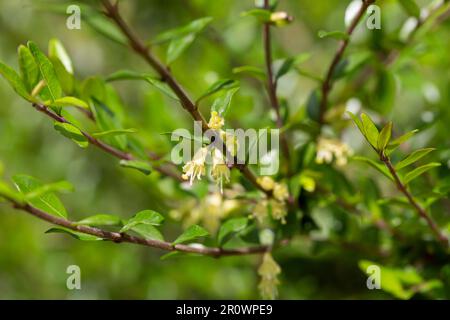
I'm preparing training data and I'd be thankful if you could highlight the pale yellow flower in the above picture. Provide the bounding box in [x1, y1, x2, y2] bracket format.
[257, 176, 275, 191]
[316, 137, 353, 167]
[252, 200, 268, 224]
[258, 252, 281, 300]
[208, 111, 225, 130]
[273, 183, 289, 202]
[172, 192, 240, 234]
[182, 147, 208, 185]
[270, 199, 287, 224]
[270, 11, 293, 26]
[220, 130, 239, 156]
[211, 149, 231, 193]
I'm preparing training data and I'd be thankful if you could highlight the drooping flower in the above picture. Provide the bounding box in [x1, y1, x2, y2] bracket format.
[253, 200, 269, 224]
[220, 130, 239, 157]
[258, 252, 281, 300]
[182, 147, 208, 185]
[208, 111, 225, 130]
[270, 199, 287, 224]
[316, 137, 353, 167]
[211, 148, 230, 193]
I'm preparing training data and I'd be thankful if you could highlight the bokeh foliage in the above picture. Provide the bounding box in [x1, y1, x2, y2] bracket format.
[0, 0, 449, 299]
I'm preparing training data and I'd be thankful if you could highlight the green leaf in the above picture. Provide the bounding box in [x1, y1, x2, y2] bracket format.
[0, 61, 32, 100]
[130, 224, 164, 241]
[359, 260, 421, 300]
[92, 128, 137, 138]
[105, 70, 179, 100]
[172, 224, 209, 245]
[361, 113, 379, 149]
[48, 39, 75, 95]
[161, 131, 209, 145]
[241, 9, 271, 22]
[81, 76, 106, 101]
[372, 70, 396, 114]
[197, 79, 239, 103]
[353, 156, 393, 181]
[24, 180, 74, 201]
[396, 148, 435, 171]
[153, 17, 213, 44]
[331, 58, 349, 80]
[50, 58, 75, 95]
[28, 41, 62, 101]
[211, 87, 239, 116]
[347, 111, 365, 136]
[13, 175, 67, 218]
[119, 160, 152, 175]
[85, 13, 127, 45]
[48, 38, 73, 74]
[217, 217, 248, 246]
[45, 227, 103, 241]
[54, 122, 89, 148]
[76, 214, 122, 227]
[399, 0, 421, 18]
[167, 34, 196, 64]
[145, 77, 180, 100]
[120, 210, 164, 233]
[0, 181, 25, 204]
[276, 58, 295, 81]
[318, 30, 349, 40]
[275, 54, 310, 81]
[160, 251, 186, 260]
[386, 129, 419, 154]
[46, 97, 90, 110]
[306, 90, 321, 122]
[404, 163, 441, 184]
[17, 45, 39, 92]
[90, 96, 127, 150]
[106, 69, 148, 82]
[232, 66, 266, 80]
[377, 122, 392, 152]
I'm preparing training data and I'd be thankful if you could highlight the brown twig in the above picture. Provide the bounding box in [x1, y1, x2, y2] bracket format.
[318, 0, 375, 126]
[7, 200, 269, 257]
[262, 0, 291, 168]
[32, 103, 183, 181]
[101, 0, 208, 131]
[380, 154, 448, 248]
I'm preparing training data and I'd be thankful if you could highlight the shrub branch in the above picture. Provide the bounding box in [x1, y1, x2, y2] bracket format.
[262, 0, 291, 168]
[380, 153, 448, 248]
[318, 0, 375, 126]
[6, 200, 270, 257]
[31, 103, 182, 181]
[101, 0, 279, 197]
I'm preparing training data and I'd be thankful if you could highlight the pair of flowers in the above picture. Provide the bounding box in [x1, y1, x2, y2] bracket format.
[181, 111, 231, 192]
[181, 146, 231, 193]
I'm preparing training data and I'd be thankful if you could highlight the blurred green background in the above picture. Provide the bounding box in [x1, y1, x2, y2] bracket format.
[0, 0, 449, 299]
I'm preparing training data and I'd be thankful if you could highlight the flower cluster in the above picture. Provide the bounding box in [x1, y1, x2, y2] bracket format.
[170, 192, 240, 234]
[182, 112, 232, 193]
[258, 252, 281, 300]
[316, 137, 353, 166]
[253, 176, 289, 224]
[208, 111, 225, 130]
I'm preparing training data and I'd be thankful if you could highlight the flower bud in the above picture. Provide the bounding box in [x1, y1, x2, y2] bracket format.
[270, 11, 293, 26]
